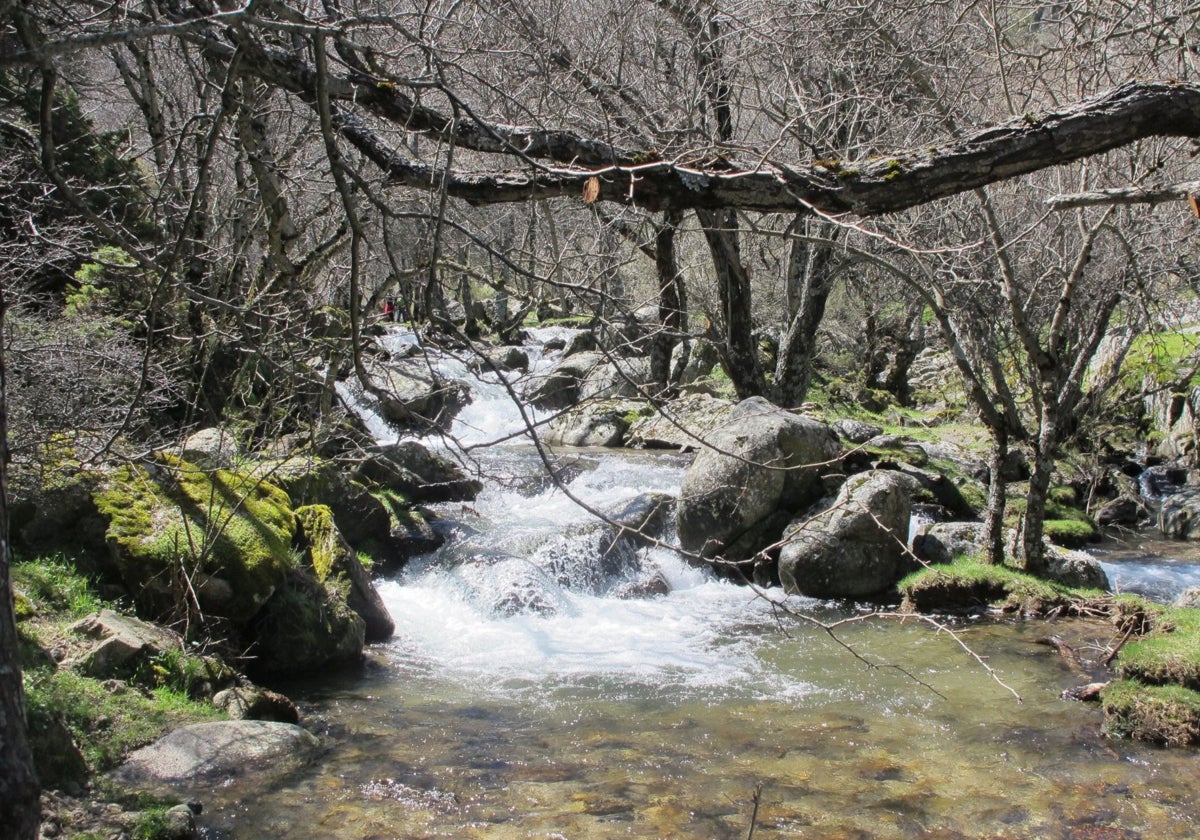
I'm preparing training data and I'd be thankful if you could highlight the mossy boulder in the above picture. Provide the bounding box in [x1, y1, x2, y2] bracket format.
[92, 454, 297, 624]
[295, 505, 394, 642]
[355, 441, 482, 504]
[248, 568, 365, 675]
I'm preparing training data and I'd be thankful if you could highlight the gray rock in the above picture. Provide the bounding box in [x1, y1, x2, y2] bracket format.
[626, 394, 734, 450]
[563, 331, 598, 357]
[524, 351, 605, 410]
[779, 470, 922, 599]
[833, 419, 883, 444]
[1173, 586, 1200, 608]
[360, 358, 468, 429]
[676, 397, 842, 562]
[212, 686, 300, 723]
[356, 441, 482, 504]
[1160, 488, 1200, 540]
[469, 345, 529, 373]
[111, 721, 319, 791]
[1044, 546, 1110, 590]
[578, 357, 653, 402]
[1095, 496, 1146, 528]
[670, 338, 720, 386]
[912, 521, 986, 566]
[544, 400, 644, 447]
[178, 427, 241, 470]
[69, 610, 183, 679]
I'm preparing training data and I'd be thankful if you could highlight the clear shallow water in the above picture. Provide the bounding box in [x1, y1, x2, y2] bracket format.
[1096, 535, 1200, 603]
[202, 333, 1200, 838]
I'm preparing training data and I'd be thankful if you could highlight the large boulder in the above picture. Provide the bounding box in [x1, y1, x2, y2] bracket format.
[1160, 488, 1200, 540]
[1044, 546, 1110, 590]
[544, 400, 649, 448]
[676, 397, 842, 564]
[779, 470, 922, 599]
[578, 357, 653, 402]
[111, 720, 319, 792]
[269, 454, 445, 568]
[358, 357, 468, 429]
[177, 427, 241, 470]
[93, 454, 297, 624]
[295, 505, 394, 642]
[356, 441, 482, 504]
[523, 351, 604, 410]
[670, 338, 720, 386]
[912, 521, 986, 566]
[468, 344, 530, 374]
[627, 394, 734, 451]
[249, 567, 365, 675]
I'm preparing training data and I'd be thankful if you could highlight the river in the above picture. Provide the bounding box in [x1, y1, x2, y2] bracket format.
[200, 328, 1200, 839]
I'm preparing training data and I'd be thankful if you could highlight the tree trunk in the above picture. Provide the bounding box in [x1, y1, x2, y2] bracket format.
[772, 219, 838, 407]
[1022, 418, 1058, 575]
[982, 425, 1009, 565]
[698, 209, 763, 399]
[0, 285, 41, 839]
[649, 211, 683, 398]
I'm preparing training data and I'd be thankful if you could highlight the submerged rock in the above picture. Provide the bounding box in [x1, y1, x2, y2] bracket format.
[111, 721, 319, 791]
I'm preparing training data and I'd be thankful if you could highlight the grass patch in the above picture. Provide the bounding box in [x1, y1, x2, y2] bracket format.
[1117, 605, 1200, 690]
[12, 554, 105, 618]
[1119, 329, 1200, 391]
[898, 555, 1105, 614]
[22, 658, 223, 780]
[1101, 679, 1200, 746]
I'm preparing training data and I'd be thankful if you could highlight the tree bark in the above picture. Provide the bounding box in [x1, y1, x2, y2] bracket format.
[772, 220, 839, 408]
[982, 425, 1008, 565]
[649, 211, 683, 397]
[697, 209, 764, 399]
[0, 283, 41, 840]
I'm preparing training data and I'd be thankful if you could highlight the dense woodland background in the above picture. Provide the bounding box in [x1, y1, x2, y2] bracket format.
[5, 0, 1200, 833]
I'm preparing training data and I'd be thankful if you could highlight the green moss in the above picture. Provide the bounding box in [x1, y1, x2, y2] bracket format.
[1043, 518, 1098, 547]
[898, 555, 1103, 614]
[1117, 606, 1200, 690]
[92, 454, 297, 623]
[1120, 329, 1200, 390]
[1101, 679, 1200, 746]
[295, 504, 339, 582]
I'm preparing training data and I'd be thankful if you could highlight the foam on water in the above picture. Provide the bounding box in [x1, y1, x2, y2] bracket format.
[377, 551, 813, 701]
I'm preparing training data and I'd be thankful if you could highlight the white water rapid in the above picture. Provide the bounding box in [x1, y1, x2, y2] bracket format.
[359, 327, 818, 702]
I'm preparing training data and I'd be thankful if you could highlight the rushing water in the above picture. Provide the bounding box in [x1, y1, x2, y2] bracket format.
[201, 330, 1200, 838]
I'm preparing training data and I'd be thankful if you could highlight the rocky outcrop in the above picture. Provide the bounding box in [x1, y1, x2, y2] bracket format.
[779, 470, 922, 598]
[676, 397, 841, 565]
[111, 721, 319, 792]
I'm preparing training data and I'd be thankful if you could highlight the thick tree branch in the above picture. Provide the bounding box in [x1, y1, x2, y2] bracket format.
[1046, 180, 1200, 210]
